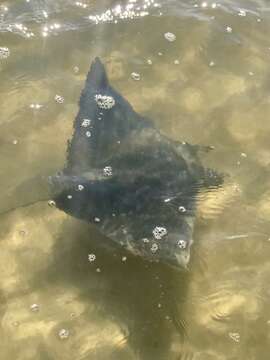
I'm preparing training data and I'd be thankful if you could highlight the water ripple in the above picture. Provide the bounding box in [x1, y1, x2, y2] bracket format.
[0, 0, 161, 38]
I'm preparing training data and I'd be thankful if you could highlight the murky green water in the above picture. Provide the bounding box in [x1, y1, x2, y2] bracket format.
[1, 0, 270, 359]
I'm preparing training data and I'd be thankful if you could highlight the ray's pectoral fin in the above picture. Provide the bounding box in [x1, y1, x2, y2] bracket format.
[65, 57, 152, 174]
[173, 141, 224, 189]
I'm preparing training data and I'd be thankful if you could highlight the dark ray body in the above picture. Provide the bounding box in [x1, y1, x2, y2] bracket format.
[50, 58, 222, 269]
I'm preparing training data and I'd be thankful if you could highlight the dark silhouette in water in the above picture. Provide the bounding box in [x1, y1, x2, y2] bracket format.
[0, 57, 223, 359]
[39, 219, 191, 359]
[49, 57, 222, 270]
[0, 57, 222, 270]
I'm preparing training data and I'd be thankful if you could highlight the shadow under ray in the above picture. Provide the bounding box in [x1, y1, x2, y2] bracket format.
[32, 216, 191, 359]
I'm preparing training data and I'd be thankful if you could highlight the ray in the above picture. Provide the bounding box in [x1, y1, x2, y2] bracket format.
[0, 57, 223, 270]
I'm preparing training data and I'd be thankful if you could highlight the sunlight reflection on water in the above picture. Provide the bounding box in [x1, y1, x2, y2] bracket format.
[1, 0, 270, 359]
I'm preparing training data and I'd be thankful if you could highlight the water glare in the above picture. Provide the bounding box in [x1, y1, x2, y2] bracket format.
[1, 0, 270, 359]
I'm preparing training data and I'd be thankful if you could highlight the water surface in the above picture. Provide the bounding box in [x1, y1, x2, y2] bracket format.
[1, 1, 270, 359]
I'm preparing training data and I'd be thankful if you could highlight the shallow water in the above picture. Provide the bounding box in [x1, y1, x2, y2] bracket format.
[1, 0, 270, 359]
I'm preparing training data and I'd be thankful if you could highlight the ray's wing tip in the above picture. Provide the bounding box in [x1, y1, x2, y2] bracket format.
[94, 56, 102, 63]
[92, 56, 103, 67]
[87, 57, 109, 89]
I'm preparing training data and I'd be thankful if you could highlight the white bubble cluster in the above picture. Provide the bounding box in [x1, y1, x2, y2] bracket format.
[0, 47, 10, 59]
[86, 131, 91, 138]
[55, 95, 64, 103]
[30, 303, 39, 312]
[95, 94, 115, 109]
[238, 9, 246, 17]
[151, 243, 159, 253]
[226, 26, 232, 33]
[153, 226, 167, 240]
[103, 166, 113, 176]
[164, 32, 176, 42]
[58, 329, 69, 340]
[81, 118, 91, 127]
[229, 332, 240, 343]
[88, 253, 96, 262]
[131, 72, 141, 81]
[177, 239, 187, 249]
